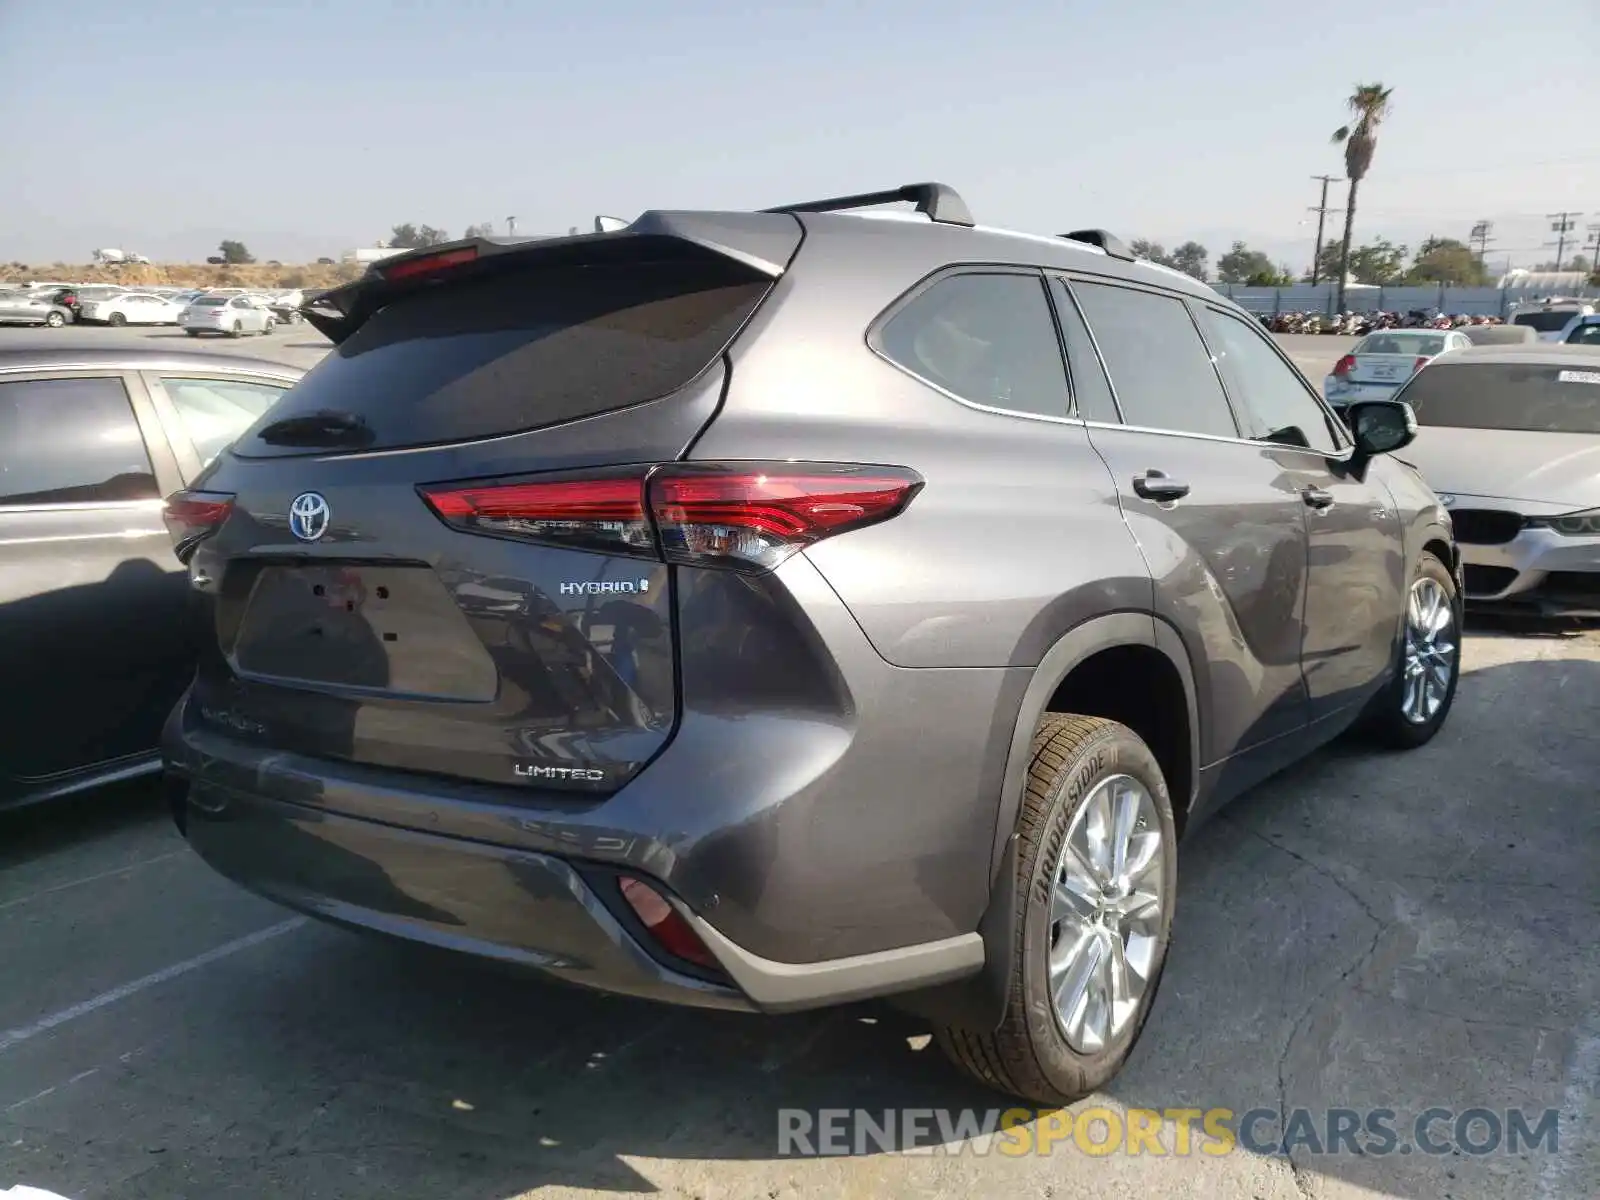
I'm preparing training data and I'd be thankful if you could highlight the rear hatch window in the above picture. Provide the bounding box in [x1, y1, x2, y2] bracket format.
[1512, 311, 1579, 333]
[234, 257, 771, 457]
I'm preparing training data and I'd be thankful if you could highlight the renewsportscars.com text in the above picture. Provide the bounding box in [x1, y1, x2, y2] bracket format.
[777, 1106, 1561, 1158]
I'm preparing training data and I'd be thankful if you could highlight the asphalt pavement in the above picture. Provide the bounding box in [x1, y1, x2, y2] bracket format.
[2, 326, 1595, 1199]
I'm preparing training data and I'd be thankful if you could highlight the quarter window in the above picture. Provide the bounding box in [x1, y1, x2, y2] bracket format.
[879, 273, 1070, 419]
[0, 377, 157, 506]
[1071, 282, 1238, 438]
[1199, 308, 1341, 453]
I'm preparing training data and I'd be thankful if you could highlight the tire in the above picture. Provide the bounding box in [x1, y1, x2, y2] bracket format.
[108, 312, 126, 327]
[260, 319, 275, 336]
[44, 311, 65, 328]
[938, 714, 1178, 1105]
[228, 321, 243, 338]
[1357, 551, 1460, 748]
[184, 329, 201, 337]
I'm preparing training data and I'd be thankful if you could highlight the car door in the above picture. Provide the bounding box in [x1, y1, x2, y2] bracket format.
[1053, 275, 1312, 764]
[141, 371, 296, 477]
[0, 373, 189, 785]
[1193, 303, 1405, 722]
[228, 296, 260, 331]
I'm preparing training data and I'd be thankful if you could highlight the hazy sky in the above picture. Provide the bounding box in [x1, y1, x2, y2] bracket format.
[2, 0, 1596, 270]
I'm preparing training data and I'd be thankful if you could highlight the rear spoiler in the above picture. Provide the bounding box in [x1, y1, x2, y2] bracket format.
[300, 211, 804, 347]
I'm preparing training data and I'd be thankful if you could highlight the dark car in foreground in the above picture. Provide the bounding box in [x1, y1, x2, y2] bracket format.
[1386, 344, 1600, 617]
[0, 347, 302, 810]
[161, 184, 1459, 1104]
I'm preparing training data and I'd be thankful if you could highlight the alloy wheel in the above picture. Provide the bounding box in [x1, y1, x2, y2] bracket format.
[1401, 576, 1456, 724]
[1047, 774, 1167, 1054]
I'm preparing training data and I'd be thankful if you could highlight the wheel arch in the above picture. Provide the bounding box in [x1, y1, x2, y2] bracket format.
[892, 611, 1199, 1035]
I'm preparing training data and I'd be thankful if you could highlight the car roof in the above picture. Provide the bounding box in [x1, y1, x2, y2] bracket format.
[1432, 344, 1600, 367]
[0, 346, 305, 377]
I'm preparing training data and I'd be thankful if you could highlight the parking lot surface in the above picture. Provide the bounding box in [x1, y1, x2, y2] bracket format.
[4, 622, 1595, 1199]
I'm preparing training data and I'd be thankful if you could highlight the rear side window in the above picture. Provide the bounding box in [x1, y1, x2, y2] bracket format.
[1071, 282, 1239, 439]
[878, 273, 1069, 419]
[0, 377, 157, 506]
[157, 376, 291, 466]
[1400, 362, 1600, 434]
[238, 259, 770, 454]
[1569, 324, 1600, 346]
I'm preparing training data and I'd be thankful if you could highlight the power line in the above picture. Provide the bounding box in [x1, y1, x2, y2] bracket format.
[1307, 175, 1345, 284]
[1544, 211, 1583, 270]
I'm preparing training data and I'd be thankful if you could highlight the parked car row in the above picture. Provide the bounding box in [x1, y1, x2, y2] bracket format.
[0, 281, 309, 334]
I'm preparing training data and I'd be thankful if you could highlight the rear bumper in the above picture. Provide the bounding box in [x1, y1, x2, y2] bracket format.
[164, 743, 982, 1013]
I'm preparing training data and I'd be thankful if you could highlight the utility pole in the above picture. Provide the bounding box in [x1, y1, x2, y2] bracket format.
[1307, 175, 1345, 285]
[506, 216, 518, 237]
[1544, 211, 1581, 271]
[1469, 220, 1495, 264]
[1585, 223, 1600, 275]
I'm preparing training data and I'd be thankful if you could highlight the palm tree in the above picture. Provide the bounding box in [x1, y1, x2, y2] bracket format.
[1331, 83, 1394, 310]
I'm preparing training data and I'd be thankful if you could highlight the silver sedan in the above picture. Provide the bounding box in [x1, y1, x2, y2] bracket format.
[0, 291, 73, 327]
[178, 295, 276, 338]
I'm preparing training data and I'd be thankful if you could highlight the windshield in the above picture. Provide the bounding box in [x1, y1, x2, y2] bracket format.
[1356, 333, 1446, 356]
[1512, 311, 1580, 333]
[1399, 361, 1600, 434]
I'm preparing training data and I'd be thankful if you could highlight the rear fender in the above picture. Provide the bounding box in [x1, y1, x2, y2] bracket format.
[892, 612, 1199, 1033]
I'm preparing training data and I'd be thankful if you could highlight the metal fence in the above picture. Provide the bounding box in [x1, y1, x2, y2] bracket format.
[1209, 282, 1598, 317]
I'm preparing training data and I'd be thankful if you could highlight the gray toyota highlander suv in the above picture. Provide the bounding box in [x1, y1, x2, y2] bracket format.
[161, 183, 1460, 1104]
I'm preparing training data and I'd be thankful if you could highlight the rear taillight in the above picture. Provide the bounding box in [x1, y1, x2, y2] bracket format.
[651, 464, 922, 571]
[419, 463, 923, 572]
[617, 876, 719, 970]
[420, 475, 653, 556]
[1333, 354, 1357, 377]
[163, 490, 235, 562]
[382, 245, 479, 283]
[1413, 356, 1429, 374]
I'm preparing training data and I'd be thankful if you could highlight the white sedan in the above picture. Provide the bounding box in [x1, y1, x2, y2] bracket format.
[179, 294, 276, 337]
[1323, 328, 1474, 408]
[76, 291, 186, 326]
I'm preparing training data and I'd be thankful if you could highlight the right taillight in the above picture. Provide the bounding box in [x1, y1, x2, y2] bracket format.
[419, 462, 923, 572]
[649, 463, 923, 571]
[162, 490, 234, 562]
[1333, 354, 1357, 377]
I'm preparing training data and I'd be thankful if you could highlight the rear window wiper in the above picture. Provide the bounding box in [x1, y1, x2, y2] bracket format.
[256, 410, 375, 448]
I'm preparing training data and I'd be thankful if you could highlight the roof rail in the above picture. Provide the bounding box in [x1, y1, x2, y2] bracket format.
[1060, 229, 1135, 262]
[762, 182, 975, 227]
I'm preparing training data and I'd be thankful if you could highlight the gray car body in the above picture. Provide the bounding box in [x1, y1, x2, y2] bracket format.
[162, 206, 1455, 1027]
[0, 291, 73, 326]
[0, 348, 303, 810]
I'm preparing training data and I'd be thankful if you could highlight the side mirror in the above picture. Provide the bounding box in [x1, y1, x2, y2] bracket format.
[1346, 399, 1417, 459]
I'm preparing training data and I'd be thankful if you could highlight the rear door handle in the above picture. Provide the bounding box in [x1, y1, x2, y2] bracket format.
[1132, 471, 1190, 502]
[1302, 486, 1336, 510]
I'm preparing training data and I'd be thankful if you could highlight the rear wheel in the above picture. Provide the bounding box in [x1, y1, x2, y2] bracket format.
[229, 321, 243, 338]
[44, 311, 65, 328]
[108, 312, 127, 327]
[1359, 551, 1460, 748]
[184, 329, 201, 337]
[938, 714, 1177, 1105]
